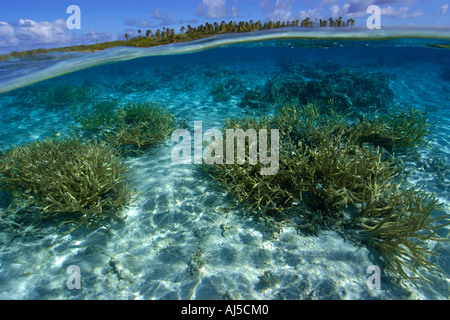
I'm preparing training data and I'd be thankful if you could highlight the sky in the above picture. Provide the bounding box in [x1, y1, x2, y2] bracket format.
[0, 0, 449, 54]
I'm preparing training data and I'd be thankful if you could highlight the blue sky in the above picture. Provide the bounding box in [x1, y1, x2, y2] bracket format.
[0, 0, 449, 54]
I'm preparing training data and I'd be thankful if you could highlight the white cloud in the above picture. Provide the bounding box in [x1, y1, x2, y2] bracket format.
[197, 0, 228, 18]
[152, 8, 163, 19]
[16, 19, 68, 45]
[138, 20, 150, 28]
[437, 3, 449, 15]
[321, 0, 338, 4]
[260, 0, 294, 21]
[124, 18, 137, 26]
[150, 8, 175, 26]
[330, 4, 341, 17]
[0, 19, 113, 54]
[231, 5, 238, 17]
[298, 8, 323, 20]
[327, 0, 423, 19]
[381, 5, 423, 19]
[0, 22, 16, 47]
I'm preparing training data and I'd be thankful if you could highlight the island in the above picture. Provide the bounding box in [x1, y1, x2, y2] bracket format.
[0, 17, 356, 60]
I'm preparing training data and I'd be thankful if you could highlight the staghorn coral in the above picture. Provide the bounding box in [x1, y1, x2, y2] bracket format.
[71, 98, 121, 132]
[43, 84, 95, 109]
[107, 102, 176, 152]
[204, 103, 449, 285]
[0, 136, 133, 229]
[352, 186, 448, 284]
[73, 100, 177, 154]
[347, 106, 434, 152]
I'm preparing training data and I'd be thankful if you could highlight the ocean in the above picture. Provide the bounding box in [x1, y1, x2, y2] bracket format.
[0, 28, 449, 300]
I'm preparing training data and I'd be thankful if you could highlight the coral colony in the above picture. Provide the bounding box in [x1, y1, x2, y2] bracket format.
[171, 121, 279, 175]
[203, 103, 448, 285]
[1, 59, 449, 287]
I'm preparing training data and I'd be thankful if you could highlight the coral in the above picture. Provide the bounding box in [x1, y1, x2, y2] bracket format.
[348, 107, 434, 152]
[213, 91, 232, 102]
[211, 83, 232, 102]
[244, 65, 394, 113]
[43, 84, 95, 108]
[114, 77, 158, 94]
[210, 77, 247, 103]
[71, 98, 121, 132]
[352, 186, 448, 284]
[204, 103, 449, 285]
[223, 77, 247, 95]
[107, 102, 176, 151]
[0, 136, 133, 229]
[73, 100, 176, 154]
[240, 86, 270, 109]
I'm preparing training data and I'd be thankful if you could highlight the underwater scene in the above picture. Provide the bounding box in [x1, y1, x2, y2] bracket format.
[0, 29, 449, 300]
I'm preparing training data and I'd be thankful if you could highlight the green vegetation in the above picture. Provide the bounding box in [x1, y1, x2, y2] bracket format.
[204, 103, 449, 285]
[73, 100, 177, 154]
[0, 99, 177, 233]
[0, 136, 133, 230]
[0, 17, 356, 60]
[43, 84, 95, 109]
[348, 107, 435, 152]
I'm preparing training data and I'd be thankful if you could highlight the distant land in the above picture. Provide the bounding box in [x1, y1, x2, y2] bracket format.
[0, 17, 357, 60]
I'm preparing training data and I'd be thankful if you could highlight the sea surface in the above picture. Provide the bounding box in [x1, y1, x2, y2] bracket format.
[0, 27, 449, 300]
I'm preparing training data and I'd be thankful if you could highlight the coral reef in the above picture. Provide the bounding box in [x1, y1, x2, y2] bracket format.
[73, 100, 177, 154]
[43, 84, 95, 109]
[113, 77, 158, 94]
[211, 83, 232, 102]
[347, 107, 434, 152]
[72, 98, 121, 132]
[204, 103, 449, 285]
[0, 136, 133, 229]
[210, 77, 246, 102]
[239, 86, 270, 110]
[241, 65, 394, 113]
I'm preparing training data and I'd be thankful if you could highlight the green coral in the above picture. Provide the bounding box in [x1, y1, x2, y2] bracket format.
[72, 98, 121, 132]
[73, 100, 177, 153]
[0, 136, 133, 229]
[348, 107, 434, 152]
[204, 103, 449, 285]
[43, 84, 95, 109]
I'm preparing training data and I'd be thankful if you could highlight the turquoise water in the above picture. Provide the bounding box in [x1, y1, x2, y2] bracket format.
[0, 28, 449, 300]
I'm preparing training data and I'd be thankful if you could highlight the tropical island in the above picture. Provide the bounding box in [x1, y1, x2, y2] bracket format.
[0, 17, 356, 60]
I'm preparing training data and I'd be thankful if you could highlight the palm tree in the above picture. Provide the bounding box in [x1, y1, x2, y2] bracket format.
[301, 18, 310, 27]
[146, 30, 152, 38]
[125, 33, 129, 40]
[328, 17, 334, 27]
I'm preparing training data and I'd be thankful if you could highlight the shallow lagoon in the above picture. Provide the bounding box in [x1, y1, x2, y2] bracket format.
[0, 28, 449, 299]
